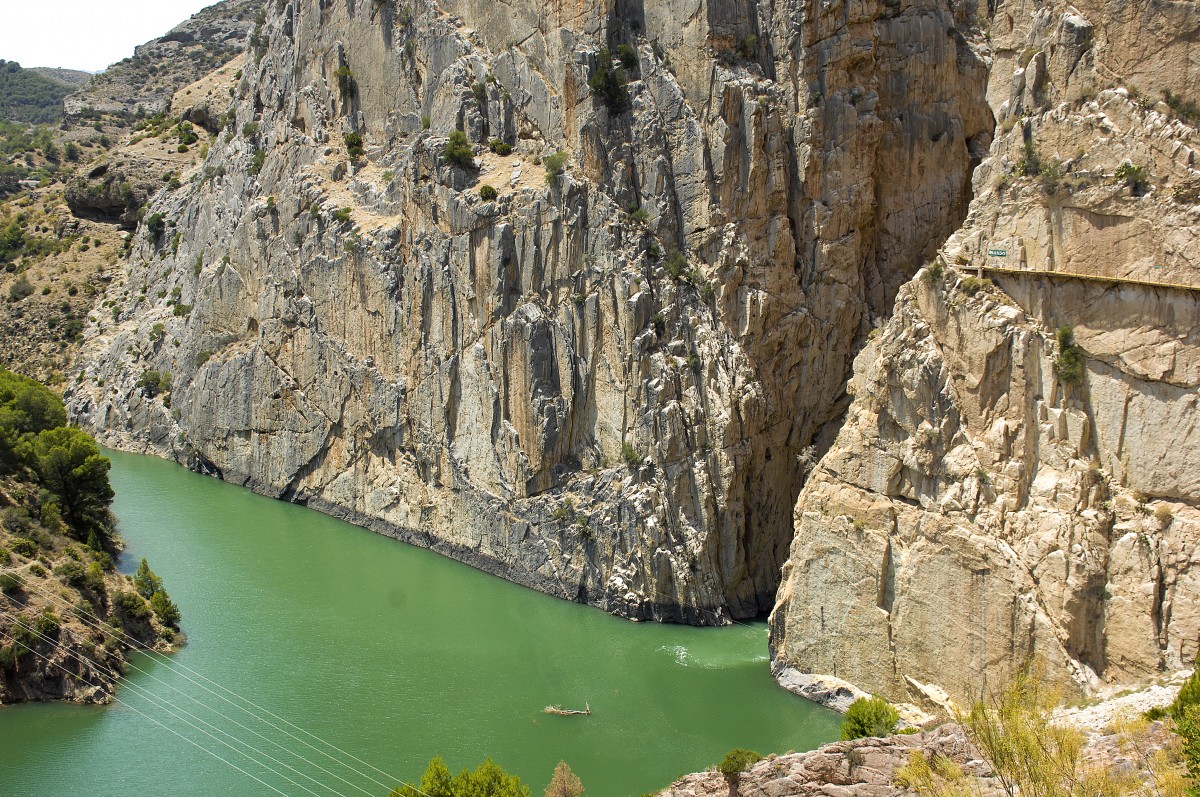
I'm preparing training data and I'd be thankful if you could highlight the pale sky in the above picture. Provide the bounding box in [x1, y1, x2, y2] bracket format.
[0, 0, 221, 72]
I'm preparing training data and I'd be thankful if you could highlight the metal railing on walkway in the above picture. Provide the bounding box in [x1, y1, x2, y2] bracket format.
[973, 263, 1200, 294]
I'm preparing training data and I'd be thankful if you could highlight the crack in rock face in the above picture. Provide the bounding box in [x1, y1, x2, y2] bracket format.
[770, 0, 1200, 703]
[67, 0, 991, 624]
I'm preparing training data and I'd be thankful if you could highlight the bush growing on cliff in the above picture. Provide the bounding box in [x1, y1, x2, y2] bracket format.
[906, 662, 1161, 797]
[736, 35, 759, 60]
[1055, 326, 1083, 384]
[900, 661, 1193, 797]
[663, 249, 687, 279]
[621, 441, 642, 467]
[588, 48, 630, 114]
[1115, 162, 1150, 196]
[8, 536, 36, 557]
[443, 130, 475, 170]
[0, 643, 18, 671]
[344, 132, 365, 160]
[136, 369, 172, 398]
[1165, 659, 1200, 794]
[1172, 660, 1200, 717]
[8, 277, 33, 302]
[54, 559, 86, 586]
[841, 696, 899, 740]
[1163, 89, 1200, 125]
[718, 748, 763, 788]
[335, 65, 356, 98]
[959, 276, 992, 296]
[249, 150, 266, 176]
[1018, 139, 1041, 177]
[112, 590, 150, 621]
[1039, 158, 1065, 195]
[0, 572, 20, 595]
[543, 151, 568, 183]
[615, 44, 639, 71]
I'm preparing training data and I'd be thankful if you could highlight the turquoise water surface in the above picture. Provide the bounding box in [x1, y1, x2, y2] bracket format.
[0, 449, 838, 797]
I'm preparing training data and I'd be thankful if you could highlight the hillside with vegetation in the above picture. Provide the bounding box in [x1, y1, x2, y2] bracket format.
[0, 369, 179, 704]
[0, 60, 81, 125]
[63, 0, 256, 121]
[0, 35, 235, 382]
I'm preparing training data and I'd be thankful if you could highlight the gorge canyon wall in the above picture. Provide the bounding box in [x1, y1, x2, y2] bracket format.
[770, 0, 1200, 704]
[63, 0, 1200, 708]
[67, 0, 992, 623]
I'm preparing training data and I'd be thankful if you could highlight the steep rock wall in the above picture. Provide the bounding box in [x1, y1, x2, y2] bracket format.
[66, 0, 990, 622]
[771, 0, 1200, 702]
[772, 270, 1200, 703]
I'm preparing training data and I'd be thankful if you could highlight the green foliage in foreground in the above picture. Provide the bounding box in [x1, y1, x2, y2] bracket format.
[718, 749, 763, 785]
[26, 426, 114, 542]
[0, 370, 67, 441]
[391, 757, 530, 797]
[1171, 660, 1200, 794]
[544, 761, 583, 797]
[841, 696, 899, 740]
[901, 662, 1197, 797]
[0, 369, 115, 547]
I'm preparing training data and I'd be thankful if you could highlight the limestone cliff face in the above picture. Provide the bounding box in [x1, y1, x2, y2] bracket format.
[771, 0, 1200, 702]
[66, 0, 990, 622]
[771, 270, 1200, 703]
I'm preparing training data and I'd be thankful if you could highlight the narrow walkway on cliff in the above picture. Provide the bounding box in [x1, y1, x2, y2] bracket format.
[975, 263, 1200, 293]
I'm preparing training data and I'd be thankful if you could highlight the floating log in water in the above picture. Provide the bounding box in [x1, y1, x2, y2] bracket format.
[543, 702, 591, 716]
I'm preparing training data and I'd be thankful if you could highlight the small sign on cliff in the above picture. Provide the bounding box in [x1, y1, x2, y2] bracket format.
[987, 248, 1007, 257]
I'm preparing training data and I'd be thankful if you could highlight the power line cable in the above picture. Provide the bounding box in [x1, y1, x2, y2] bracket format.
[0, 628, 296, 797]
[4, 579, 385, 797]
[4, 567, 424, 797]
[3, 613, 336, 797]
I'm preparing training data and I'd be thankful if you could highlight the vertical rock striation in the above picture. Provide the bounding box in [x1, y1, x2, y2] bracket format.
[67, 0, 991, 622]
[771, 0, 1200, 702]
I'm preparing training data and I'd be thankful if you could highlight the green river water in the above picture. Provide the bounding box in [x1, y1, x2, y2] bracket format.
[0, 449, 839, 797]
